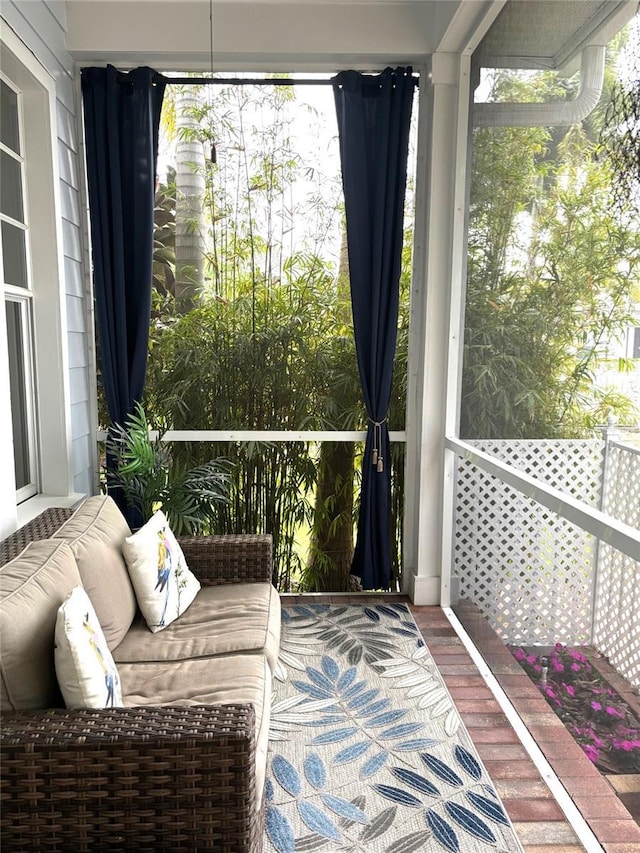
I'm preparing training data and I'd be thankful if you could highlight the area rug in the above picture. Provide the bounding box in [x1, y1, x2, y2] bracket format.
[264, 603, 525, 853]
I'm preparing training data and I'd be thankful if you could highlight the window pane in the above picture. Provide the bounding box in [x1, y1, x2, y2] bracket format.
[1, 220, 28, 287]
[1, 80, 20, 155]
[1, 150, 24, 222]
[6, 300, 31, 490]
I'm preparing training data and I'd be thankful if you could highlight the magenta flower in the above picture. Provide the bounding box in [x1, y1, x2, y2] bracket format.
[510, 643, 640, 774]
[605, 706, 624, 719]
[582, 744, 599, 763]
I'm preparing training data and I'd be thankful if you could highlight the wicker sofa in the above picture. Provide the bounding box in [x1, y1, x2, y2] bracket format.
[0, 496, 280, 852]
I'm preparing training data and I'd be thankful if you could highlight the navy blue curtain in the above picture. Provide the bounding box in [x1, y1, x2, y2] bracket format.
[81, 66, 165, 521]
[81, 65, 165, 428]
[333, 67, 414, 590]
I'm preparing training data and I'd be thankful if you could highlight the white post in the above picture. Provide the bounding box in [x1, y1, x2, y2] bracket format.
[403, 53, 465, 605]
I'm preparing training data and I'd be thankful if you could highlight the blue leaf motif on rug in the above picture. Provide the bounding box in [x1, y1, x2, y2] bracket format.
[466, 790, 510, 826]
[266, 805, 295, 853]
[265, 605, 525, 852]
[427, 808, 461, 853]
[444, 801, 497, 844]
[304, 752, 326, 790]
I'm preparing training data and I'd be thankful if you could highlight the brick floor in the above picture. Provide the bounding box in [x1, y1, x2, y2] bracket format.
[280, 594, 640, 851]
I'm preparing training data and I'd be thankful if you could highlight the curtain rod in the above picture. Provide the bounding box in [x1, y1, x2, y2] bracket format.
[148, 74, 419, 88]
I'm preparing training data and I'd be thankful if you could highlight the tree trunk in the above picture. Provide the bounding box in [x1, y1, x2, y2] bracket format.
[308, 441, 355, 591]
[174, 86, 205, 309]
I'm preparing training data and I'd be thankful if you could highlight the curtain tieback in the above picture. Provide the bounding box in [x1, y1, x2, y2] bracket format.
[370, 418, 387, 473]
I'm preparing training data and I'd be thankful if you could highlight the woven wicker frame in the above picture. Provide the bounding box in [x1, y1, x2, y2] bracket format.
[0, 507, 274, 852]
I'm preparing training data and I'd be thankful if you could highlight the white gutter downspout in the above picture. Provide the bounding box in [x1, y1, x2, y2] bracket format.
[473, 43, 606, 126]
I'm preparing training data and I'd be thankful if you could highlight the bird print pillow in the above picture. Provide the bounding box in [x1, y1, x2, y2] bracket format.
[55, 586, 124, 708]
[122, 510, 201, 632]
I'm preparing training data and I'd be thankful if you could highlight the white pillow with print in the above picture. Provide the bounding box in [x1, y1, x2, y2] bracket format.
[55, 586, 124, 709]
[122, 510, 201, 632]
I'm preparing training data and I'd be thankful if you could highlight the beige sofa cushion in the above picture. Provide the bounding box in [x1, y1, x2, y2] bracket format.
[113, 582, 281, 672]
[54, 495, 137, 650]
[119, 653, 272, 803]
[0, 540, 82, 711]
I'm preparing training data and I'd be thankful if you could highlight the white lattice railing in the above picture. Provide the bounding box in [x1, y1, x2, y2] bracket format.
[594, 441, 640, 689]
[452, 434, 640, 689]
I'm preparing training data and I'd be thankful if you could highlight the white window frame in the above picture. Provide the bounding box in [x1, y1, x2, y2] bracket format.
[1, 73, 40, 503]
[0, 25, 77, 538]
[4, 294, 39, 502]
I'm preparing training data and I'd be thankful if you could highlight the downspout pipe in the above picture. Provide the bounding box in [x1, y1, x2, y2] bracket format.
[473, 43, 606, 127]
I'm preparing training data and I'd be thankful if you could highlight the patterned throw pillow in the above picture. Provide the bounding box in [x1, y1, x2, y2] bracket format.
[55, 586, 124, 709]
[122, 510, 201, 632]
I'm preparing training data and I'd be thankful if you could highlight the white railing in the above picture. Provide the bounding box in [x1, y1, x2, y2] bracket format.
[594, 439, 640, 689]
[447, 431, 640, 689]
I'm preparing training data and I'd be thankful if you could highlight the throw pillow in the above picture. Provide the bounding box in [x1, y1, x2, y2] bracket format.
[122, 510, 201, 632]
[55, 586, 124, 709]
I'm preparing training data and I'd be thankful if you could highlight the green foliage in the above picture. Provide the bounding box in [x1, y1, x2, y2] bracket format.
[105, 403, 231, 535]
[144, 261, 363, 588]
[139, 79, 413, 590]
[152, 176, 177, 300]
[462, 69, 640, 439]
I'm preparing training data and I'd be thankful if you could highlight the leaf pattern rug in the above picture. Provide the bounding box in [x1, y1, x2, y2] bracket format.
[264, 603, 525, 853]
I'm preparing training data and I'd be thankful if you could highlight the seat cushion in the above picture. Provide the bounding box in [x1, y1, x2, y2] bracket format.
[54, 495, 137, 650]
[113, 582, 281, 672]
[119, 653, 272, 803]
[0, 540, 82, 711]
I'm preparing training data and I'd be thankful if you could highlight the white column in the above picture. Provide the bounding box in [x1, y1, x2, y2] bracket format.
[403, 53, 469, 604]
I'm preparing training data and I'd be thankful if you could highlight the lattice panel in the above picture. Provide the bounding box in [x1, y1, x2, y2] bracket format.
[454, 440, 604, 646]
[594, 442, 640, 690]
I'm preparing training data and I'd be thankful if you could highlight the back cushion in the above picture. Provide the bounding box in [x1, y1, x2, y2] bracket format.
[54, 496, 137, 649]
[0, 540, 82, 710]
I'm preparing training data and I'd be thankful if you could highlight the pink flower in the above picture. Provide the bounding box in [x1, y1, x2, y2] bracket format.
[563, 683, 576, 697]
[551, 658, 565, 673]
[567, 648, 587, 664]
[612, 739, 640, 751]
[571, 663, 581, 672]
[545, 687, 557, 699]
[605, 706, 624, 718]
[513, 649, 526, 661]
[582, 744, 599, 763]
[591, 701, 602, 712]
[526, 654, 537, 665]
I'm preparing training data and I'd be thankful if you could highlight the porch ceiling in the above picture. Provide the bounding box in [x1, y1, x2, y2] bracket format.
[63, 0, 637, 71]
[476, 0, 637, 70]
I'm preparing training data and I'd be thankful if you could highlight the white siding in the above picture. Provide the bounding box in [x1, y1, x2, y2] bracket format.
[2, 1, 94, 503]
